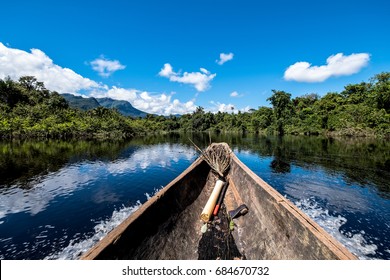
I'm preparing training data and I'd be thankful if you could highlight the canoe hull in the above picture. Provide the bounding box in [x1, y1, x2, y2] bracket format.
[81, 143, 356, 260]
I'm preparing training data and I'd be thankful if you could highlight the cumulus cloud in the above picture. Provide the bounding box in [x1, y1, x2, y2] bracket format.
[0, 42, 100, 93]
[216, 52, 234, 65]
[230, 91, 243, 97]
[90, 56, 126, 77]
[158, 63, 174, 77]
[90, 87, 196, 115]
[284, 53, 370, 82]
[215, 102, 235, 113]
[0, 43, 197, 115]
[158, 63, 216, 92]
[133, 91, 196, 115]
[208, 101, 251, 114]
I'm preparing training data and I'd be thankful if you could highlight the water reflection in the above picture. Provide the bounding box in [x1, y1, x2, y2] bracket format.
[0, 143, 196, 220]
[232, 135, 390, 197]
[270, 159, 291, 173]
[0, 140, 130, 189]
[107, 144, 196, 174]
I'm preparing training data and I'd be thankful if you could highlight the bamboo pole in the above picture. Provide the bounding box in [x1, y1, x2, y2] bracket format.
[200, 179, 225, 222]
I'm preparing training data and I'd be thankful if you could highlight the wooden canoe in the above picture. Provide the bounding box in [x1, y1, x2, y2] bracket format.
[80, 143, 357, 260]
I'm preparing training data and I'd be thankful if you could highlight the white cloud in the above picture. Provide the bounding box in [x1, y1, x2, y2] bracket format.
[241, 106, 251, 112]
[90, 87, 196, 115]
[216, 52, 234, 65]
[208, 101, 251, 114]
[134, 92, 196, 115]
[92, 86, 138, 102]
[200, 68, 210, 74]
[158, 63, 216, 92]
[284, 53, 370, 82]
[230, 91, 239, 97]
[90, 56, 126, 77]
[0, 43, 197, 115]
[0, 42, 100, 93]
[158, 63, 174, 77]
[215, 102, 235, 113]
[230, 91, 243, 97]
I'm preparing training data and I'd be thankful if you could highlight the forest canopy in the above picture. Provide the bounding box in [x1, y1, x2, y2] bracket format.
[0, 73, 389, 139]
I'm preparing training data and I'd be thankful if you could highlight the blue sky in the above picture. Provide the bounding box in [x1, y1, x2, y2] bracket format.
[0, 0, 389, 115]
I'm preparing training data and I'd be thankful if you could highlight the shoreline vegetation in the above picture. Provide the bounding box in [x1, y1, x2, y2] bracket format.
[1, 73, 389, 140]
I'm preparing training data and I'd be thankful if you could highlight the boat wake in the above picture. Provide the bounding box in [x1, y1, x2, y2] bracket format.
[45, 187, 165, 260]
[44, 202, 141, 260]
[295, 197, 378, 259]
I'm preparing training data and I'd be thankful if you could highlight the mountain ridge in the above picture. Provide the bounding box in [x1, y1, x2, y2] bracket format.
[61, 93, 148, 118]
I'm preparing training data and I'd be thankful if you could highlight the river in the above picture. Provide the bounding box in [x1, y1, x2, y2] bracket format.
[0, 133, 389, 260]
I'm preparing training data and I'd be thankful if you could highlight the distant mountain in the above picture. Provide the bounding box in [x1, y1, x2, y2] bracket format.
[96, 98, 147, 118]
[61, 94, 148, 118]
[61, 93, 100, 111]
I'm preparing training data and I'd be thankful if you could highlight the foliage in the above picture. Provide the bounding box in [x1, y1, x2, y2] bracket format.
[1, 73, 389, 139]
[267, 90, 293, 135]
[0, 77, 137, 139]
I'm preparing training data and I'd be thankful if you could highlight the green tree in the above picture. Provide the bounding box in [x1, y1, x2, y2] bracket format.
[191, 106, 214, 131]
[293, 93, 320, 111]
[341, 82, 370, 105]
[370, 72, 390, 112]
[314, 92, 344, 130]
[267, 90, 292, 135]
[46, 92, 69, 110]
[0, 77, 28, 108]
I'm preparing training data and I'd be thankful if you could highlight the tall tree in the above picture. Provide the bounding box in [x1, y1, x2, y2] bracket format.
[19, 76, 45, 92]
[371, 72, 390, 112]
[0, 77, 28, 108]
[267, 90, 292, 135]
